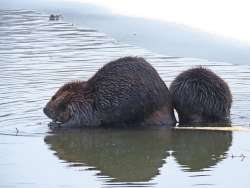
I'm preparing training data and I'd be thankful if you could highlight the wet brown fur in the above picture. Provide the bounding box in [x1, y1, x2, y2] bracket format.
[44, 57, 176, 128]
[169, 67, 232, 125]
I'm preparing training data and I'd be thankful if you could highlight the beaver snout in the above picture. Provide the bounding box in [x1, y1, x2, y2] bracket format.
[43, 104, 71, 124]
[43, 106, 55, 120]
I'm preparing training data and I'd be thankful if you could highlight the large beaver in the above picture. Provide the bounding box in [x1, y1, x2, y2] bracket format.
[169, 67, 232, 125]
[44, 57, 176, 128]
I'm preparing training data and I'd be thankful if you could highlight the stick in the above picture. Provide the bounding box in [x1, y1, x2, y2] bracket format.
[172, 126, 250, 132]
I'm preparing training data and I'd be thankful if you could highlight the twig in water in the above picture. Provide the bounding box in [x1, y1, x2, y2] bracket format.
[240, 154, 246, 161]
[15, 128, 19, 136]
[230, 154, 246, 161]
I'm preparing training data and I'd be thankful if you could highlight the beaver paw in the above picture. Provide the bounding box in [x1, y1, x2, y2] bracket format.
[48, 121, 62, 129]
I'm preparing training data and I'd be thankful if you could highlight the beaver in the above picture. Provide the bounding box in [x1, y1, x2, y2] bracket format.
[43, 57, 176, 128]
[169, 67, 232, 125]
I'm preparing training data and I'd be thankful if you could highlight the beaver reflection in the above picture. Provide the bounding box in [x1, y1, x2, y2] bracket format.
[171, 130, 232, 172]
[44, 127, 232, 182]
[45, 128, 172, 182]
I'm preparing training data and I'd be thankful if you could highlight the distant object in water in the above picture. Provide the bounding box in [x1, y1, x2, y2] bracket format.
[49, 14, 61, 21]
[43, 56, 176, 128]
[170, 67, 232, 125]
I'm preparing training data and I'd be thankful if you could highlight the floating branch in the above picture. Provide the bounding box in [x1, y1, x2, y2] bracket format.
[15, 128, 19, 135]
[173, 126, 250, 132]
[230, 154, 247, 161]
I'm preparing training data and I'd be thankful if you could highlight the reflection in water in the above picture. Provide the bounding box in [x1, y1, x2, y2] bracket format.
[45, 128, 232, 183]
[171, 130, 232, 172]
[45, 128, 172, 182]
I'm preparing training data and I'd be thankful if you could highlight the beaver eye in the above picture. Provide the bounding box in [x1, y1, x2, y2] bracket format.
[52, 96, 56, 101]
[58, 102, 67, 111]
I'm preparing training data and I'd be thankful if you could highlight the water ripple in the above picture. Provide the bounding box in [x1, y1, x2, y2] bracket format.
[0, 9, 250, 134]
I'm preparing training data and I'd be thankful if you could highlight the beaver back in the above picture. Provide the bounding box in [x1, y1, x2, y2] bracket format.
[170, 67, 232, 124]
[87, 57, 173, 125]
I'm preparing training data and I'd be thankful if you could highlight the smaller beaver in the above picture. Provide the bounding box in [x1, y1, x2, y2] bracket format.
[44, 57, 176, 128]
[169, 67, 232, 125]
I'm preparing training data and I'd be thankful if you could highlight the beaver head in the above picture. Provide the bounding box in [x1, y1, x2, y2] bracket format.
[43, 81, 93, 127]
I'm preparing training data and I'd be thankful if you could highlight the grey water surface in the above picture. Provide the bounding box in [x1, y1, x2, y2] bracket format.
[0, 10, 250, 188]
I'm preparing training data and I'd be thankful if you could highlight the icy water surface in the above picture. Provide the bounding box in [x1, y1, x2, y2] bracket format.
[0, 10, 250, 188]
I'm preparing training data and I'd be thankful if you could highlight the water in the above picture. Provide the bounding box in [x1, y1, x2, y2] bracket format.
[0, 10, 250, 188]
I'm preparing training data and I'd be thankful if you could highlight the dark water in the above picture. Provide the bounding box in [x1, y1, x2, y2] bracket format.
[0, 10, 250, 188]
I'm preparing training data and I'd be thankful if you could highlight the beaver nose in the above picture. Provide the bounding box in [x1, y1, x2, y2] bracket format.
[43, 107, 51, 117]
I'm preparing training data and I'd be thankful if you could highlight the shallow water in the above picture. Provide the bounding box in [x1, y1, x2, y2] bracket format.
[0, 10, 250, 188]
